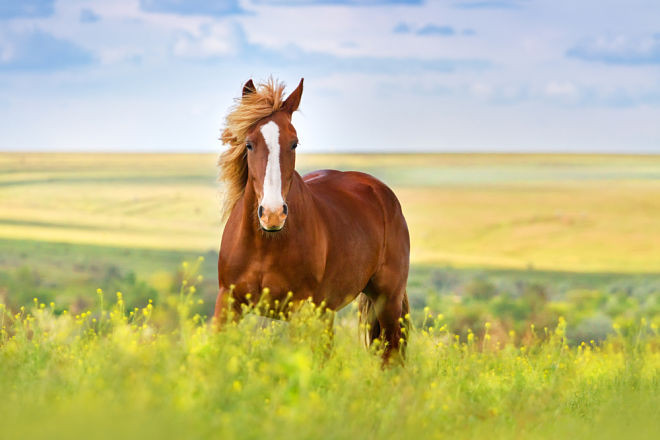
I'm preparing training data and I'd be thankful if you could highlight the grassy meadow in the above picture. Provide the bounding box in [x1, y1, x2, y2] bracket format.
[1, 152, 659, 438]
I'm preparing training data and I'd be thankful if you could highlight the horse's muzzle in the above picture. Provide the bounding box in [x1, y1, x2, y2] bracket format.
[258, 203, 288, 231]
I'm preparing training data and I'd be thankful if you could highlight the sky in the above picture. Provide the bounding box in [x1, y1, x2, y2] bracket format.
[0, 0, 659, 153]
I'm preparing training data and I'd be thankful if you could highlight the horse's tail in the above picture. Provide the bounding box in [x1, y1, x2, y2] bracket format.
[358, 293, 380, 348]
[358, 291, 411, 356]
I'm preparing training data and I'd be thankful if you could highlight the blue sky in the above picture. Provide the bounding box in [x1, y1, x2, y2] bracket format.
[0, 0, 658, 152]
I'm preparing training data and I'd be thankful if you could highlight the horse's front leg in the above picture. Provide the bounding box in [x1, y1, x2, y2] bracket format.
[213, 285, 242, 330]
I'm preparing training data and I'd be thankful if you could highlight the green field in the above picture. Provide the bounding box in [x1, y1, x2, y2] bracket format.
[1, 153, 659, 438]
[1, 291, 658, 440]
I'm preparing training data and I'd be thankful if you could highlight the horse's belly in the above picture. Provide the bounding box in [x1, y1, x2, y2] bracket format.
[316, 256, 375, 309]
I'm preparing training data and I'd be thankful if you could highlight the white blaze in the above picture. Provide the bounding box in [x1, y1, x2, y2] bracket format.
[259, 121, 284, 212]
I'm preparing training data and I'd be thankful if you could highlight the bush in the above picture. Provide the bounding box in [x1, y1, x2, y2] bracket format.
[568, 313, 614, 343]
[463, 278, 499, 301]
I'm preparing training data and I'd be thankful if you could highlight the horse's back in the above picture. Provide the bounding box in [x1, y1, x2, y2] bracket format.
[303, 169, 397, 205]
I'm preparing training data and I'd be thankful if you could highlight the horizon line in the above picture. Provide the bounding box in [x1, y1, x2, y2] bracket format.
[1, 149, 659, 156]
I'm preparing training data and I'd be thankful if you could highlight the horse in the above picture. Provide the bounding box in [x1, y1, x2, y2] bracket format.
[214, 78, 410, 361]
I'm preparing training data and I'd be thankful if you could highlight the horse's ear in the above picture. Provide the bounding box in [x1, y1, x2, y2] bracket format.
[283, 78, 304, 114]
[242, 79, 255, 97]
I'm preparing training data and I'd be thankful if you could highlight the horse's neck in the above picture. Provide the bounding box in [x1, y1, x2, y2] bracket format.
[240, 172, 319, 247]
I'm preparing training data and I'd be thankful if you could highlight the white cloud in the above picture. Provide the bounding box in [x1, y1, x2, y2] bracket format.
[172, 22, 242, 58]
[544, 81, 578, 99]
[0, 39, 15, 63]
[469, 82, 492, 98]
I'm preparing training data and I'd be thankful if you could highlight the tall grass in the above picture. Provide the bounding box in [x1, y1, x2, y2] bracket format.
[1, 262, 659, 439]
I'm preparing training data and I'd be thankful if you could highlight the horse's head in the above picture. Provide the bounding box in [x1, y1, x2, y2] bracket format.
[243, 78, 303, 232]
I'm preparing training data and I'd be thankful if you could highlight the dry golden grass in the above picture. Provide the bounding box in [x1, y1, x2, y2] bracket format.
[402, 182, 660, 271]
[1, 152, 659, 272]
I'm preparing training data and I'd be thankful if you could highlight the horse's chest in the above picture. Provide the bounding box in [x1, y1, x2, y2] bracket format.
[224, 251, 321, 301]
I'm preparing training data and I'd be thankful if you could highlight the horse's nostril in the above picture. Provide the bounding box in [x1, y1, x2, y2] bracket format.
[282, 203, 288, 216]
[258, 205, 264, 218]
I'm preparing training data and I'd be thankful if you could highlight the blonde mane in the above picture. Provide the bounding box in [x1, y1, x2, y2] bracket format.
[218, 78, 286, 219]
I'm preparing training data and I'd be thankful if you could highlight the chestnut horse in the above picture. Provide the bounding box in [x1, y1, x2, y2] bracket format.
[215, 78, 410, 360]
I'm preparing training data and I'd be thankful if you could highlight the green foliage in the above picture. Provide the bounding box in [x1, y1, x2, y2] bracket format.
[1, 266, 659, 440]
[464, 278, 499, 301]
[418, 268, 660, 345]
[2, 255, 659, 346]
[0, 265, 55, 308]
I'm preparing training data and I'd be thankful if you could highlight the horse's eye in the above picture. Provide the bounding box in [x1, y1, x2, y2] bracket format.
[246, 142, 253, 151]
[291, 141, 298, 150]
